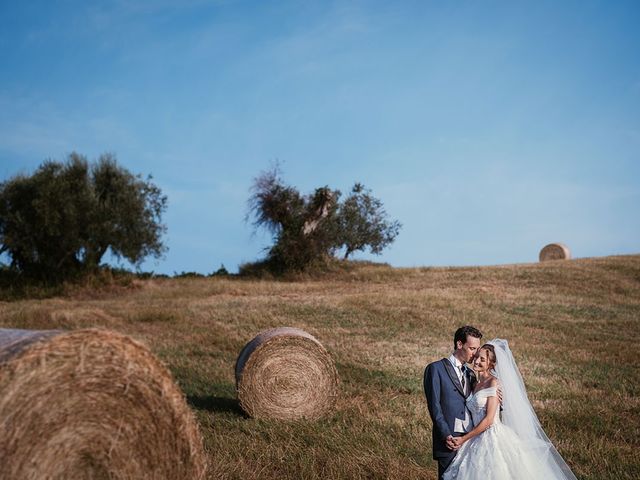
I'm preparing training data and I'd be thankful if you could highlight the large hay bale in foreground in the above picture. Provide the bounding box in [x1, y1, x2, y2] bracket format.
[0, 328, 206, 480]
[235, 327, 339, 420]
[539, 243, 572, 262]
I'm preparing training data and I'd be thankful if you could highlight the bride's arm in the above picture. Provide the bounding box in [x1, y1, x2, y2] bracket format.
[453, 387, 499, 446]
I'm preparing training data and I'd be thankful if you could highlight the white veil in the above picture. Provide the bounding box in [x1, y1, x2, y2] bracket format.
[488, 339, 577, 480]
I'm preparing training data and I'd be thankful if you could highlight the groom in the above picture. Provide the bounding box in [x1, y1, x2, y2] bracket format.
[423, 325, 482, 480]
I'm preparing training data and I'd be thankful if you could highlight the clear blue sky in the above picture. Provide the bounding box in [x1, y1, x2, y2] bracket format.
[1, 1, 638, 274]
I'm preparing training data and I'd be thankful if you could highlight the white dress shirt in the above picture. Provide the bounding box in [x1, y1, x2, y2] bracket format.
[447, 354, 472, 433]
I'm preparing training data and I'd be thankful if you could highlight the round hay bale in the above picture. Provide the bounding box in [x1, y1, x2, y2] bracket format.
[539, 243, 572, 262]
[0, 328, 206, 480]
[235, 327, 339, 420]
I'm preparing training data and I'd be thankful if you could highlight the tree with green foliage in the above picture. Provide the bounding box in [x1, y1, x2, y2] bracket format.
[247, 167, 339, 272]
[246, 166, 400, 273]
[0, 153, 167, 280]
[336, 183, 401, 259]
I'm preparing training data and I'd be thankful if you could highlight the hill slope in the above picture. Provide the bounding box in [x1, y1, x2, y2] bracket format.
[1, 254, 639, 479]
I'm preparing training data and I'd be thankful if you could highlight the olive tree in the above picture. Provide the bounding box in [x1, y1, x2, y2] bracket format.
[246, 166, 400, 272]
[247, 166, 339, 272]
[336, 183, 401, 259]
[0, 153, 167, 280]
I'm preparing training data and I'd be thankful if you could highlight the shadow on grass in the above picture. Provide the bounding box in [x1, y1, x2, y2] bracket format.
[187, 395, 247, 417]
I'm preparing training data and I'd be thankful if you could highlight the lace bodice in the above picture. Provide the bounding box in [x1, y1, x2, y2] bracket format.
[467, 386, 499, 426]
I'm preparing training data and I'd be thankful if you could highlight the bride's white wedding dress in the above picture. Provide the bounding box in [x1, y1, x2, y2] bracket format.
[443, 386, 544, 479]
[442, 339, 577, 480]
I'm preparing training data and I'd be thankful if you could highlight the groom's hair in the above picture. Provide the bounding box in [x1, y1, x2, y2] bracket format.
[453, 325, 483, 349]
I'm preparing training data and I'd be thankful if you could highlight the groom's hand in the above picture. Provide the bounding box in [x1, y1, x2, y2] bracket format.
[451, 437, 464, 448]
[445, 435, 459, 451]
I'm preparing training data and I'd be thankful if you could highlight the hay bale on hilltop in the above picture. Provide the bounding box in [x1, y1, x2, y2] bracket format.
[0, 328, 206, 480]
[539, 243, 572, 262]
[235, 327, 339, 420]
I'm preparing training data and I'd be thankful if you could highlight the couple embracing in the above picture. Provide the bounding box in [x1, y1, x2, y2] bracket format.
[423, 326, 577, 480]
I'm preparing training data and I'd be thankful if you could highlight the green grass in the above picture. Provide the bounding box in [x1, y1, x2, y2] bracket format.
[1, 254, 639, 479]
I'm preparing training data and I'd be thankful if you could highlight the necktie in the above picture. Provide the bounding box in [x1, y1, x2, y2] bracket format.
[460, 366, 466, 393]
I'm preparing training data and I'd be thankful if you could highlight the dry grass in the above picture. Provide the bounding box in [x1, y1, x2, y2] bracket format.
[1, 254, 639, 479]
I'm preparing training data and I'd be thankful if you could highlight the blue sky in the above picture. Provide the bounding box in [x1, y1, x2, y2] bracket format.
[1, 0, 638, 274]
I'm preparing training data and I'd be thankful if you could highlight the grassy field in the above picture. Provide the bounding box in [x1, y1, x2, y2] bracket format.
[1, 254, 639, 479]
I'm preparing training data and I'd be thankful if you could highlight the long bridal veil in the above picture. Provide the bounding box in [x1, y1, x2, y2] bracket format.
[488, 339, 577, 480]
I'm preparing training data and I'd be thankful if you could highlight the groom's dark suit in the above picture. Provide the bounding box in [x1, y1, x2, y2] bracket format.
[424, 358, 477, 480]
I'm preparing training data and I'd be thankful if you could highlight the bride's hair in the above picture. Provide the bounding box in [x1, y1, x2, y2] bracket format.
[479, 344, 496, 368]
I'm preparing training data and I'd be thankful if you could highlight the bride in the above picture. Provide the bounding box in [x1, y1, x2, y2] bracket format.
[442, 339, 577, 480]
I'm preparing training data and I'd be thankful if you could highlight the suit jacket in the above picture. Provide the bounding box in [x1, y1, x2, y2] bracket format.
[423, 358, 477, 460]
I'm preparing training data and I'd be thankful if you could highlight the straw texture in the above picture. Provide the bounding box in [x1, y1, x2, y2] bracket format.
[0, 328, 206, 480]
[235, 327, 339, 420]
[539, 243, 572, 262]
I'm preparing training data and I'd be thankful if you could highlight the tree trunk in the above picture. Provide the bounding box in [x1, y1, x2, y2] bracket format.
[302, 192, 334, 236]
[82, 245, 107, 270]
